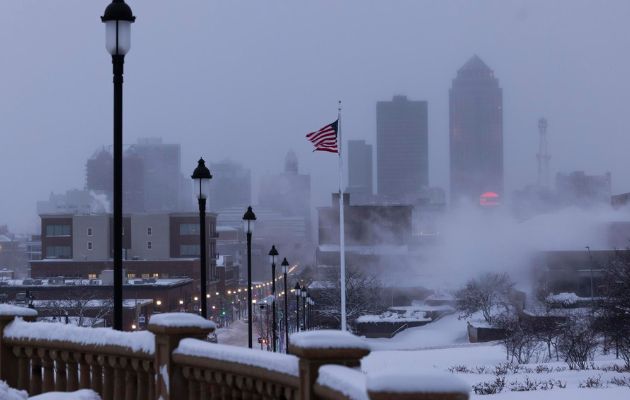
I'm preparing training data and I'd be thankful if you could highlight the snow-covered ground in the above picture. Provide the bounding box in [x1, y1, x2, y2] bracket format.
[361, 314, 630, 399]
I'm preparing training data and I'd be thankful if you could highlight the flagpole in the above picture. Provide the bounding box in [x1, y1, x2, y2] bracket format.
[337, 100, 347, 331]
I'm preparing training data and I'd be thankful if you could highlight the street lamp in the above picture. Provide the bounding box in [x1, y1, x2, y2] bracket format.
[301, 287, 308, 331]
[242, 206, 256, 348]
[268, 245, 279, 352]
[192, 158, 212, 318]
[102, 0, 135, 331]
[281, 257, 290, 352]
[295, 283, 302, 332]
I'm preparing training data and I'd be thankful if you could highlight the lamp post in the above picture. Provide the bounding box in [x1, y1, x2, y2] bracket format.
[305, 293, 311, 330]
[281, 257, 290, 352]
[295, 283, 302, 332]
[242, 206, 256, 348]
[192, 158, 212, 318]
[102, 0, 135, 331]
[268, 245, 279, 352]
[301, 287, 308, 331]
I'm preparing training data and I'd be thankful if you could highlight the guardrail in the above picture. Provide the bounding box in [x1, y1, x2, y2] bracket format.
[0, 306, 469, 400]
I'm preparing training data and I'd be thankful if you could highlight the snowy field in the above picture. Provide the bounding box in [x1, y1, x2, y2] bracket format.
[361, 314, 630, 399]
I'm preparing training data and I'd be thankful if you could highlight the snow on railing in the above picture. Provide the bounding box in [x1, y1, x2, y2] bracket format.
[0, 308, 470, 400]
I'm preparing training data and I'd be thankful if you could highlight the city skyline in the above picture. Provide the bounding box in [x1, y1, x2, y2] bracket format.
[2, 1, 630, 232]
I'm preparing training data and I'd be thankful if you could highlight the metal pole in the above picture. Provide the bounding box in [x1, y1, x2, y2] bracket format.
[112, 54, 124, 331]
[296, 294, 300, 332]
[199, 197, 208, 318]
[302, 296, 306, 331]
[271, 263, 277, 352]
[284, 272, 288, 352]
[247, 232, 253, 348]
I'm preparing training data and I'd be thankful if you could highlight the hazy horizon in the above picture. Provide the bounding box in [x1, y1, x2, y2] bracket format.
[2, 0, 630, 233]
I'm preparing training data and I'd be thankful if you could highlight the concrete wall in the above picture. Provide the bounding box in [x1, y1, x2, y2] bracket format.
[72, 215, 109, 261]
[130, 214, 170, 260]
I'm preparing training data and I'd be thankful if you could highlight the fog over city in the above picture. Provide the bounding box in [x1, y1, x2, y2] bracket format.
[1, 0, 630, 234]
[3, 2, 630, 398]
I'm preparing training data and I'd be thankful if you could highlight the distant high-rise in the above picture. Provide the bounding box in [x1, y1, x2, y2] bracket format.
[377, 95, 428, 201]
[208, 160, 251, 212]
[347, 140, 373, 196]
[258, 151, 312, 240]
[449, 55, 503, 204]
[86, 138, 190, 213]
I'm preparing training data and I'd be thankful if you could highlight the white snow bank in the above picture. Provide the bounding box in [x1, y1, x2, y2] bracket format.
[367, 370, 469, 394]
[149, 313, 216, 330]
[29, 389, 101, 400]
[291, 330, 370, 350]
[486, 387, 630, 400]
[0, 380, 27, 400]
[364, 313, 469, 351]
[317, 365, 368, 400]
[4, 319, 154, 354]
[175, 338, 299, 376]
[0, 304, 37, 318]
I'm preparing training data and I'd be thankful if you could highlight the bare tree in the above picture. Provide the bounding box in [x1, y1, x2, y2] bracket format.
[314, 265, 386, 330]
[455, 272, 514, 325]
[556, 315, 598, 370]
[42, 288, 112, 327]
[596, 251, 630, 368]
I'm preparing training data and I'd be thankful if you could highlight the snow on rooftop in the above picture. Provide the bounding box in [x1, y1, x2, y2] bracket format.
[149, 312, 216, 330]
[175, 338, 299, 376]
[0, 304, 37, 318]
[366, 370, 469, 394]
[545, 292, 583, 305]
[317, 365, 368, 400]
[291, 330, 370, 350]
[4, 319, 154, 354]
[356, 310, 430, 324]
[318, 244, 409, 255]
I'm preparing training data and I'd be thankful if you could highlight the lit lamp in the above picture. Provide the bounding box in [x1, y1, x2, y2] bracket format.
[101, 0, 135, 331]
[192, 158, 212, 319]
[242, 206, 256, 348]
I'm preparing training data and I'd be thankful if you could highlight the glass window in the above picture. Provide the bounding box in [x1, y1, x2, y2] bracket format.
[180, 244, 200, 256]
[141, 273, 150, 279]
[87, 227, 93, 236]
[152, 273, 159, 278]
[45, 224, 71, 237]
[45, 246, 71, 259]
[147, 227, 152, 236]
[127, 273, 136, 278]
[147, 241, 152, 250]
[88, 273, 97, 279]
[87, 242, 93, 250]
[179, 223, 200, 235]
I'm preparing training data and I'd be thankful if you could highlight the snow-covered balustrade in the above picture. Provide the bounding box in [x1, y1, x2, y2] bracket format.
[1, 308, 470, 400]
[0, 310, 156, 400]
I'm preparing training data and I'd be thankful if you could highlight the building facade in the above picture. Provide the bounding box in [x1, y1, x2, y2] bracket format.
[377, 95, 429, 201]
[347, 140, 373, 196]
[449, 55, 503, 204]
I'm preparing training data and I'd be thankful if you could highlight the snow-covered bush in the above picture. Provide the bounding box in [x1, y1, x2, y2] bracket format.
[472, 376, 505, 395]
[578, 375, 603, 388]
[455, 272, 514, 325]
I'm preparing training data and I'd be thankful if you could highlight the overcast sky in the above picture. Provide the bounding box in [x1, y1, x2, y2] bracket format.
[1, 1, 630, 233]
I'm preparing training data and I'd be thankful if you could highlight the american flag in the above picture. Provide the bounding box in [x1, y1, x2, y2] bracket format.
[306, 120, 339, 153]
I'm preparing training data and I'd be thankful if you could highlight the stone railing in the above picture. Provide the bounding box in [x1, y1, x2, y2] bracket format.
[0, 306, 469, 400]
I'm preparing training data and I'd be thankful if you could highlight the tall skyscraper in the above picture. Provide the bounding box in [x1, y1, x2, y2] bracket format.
[376, 95, 428, 201]
[449, 55, 503, 204]
[347, 140, 373, 196]
[207, 160, 252, 212]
